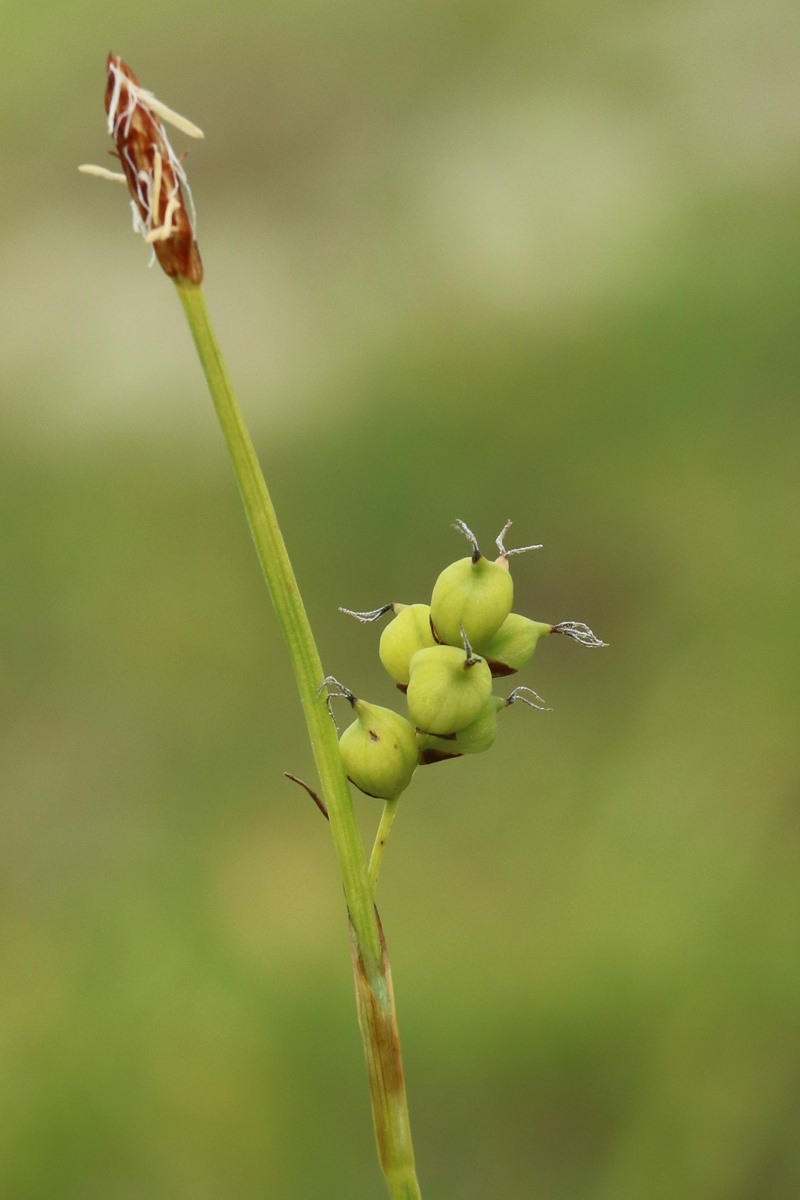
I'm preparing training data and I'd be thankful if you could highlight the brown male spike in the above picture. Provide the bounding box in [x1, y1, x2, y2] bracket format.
[80, 54, 204, 284]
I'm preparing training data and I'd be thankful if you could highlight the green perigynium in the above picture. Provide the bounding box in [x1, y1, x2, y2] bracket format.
[340, 602, 438, 688]
[379, 604, 437, 686]
[429, 519, 543, 648]
[406, 641, 493, 736]
[416, 694, 505, 762]
[429, 523, 513, 648]
[430, 552, 513, 648]
[320, 677, 419, 800]
[475, 613, 554, 676]
[416, 685, 551, 763]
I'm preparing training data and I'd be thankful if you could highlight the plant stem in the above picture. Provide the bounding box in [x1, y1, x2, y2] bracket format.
[369, 798, 401, 894]
[174, 279, 420, 1199]
[351, 912, 421, 1199]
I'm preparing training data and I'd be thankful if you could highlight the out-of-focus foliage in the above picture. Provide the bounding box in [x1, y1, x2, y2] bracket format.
[1, 2, 799, 1197]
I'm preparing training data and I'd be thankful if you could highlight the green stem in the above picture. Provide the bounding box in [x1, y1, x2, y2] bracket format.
[175, 280, 378, 972]
[174, 280, 420, 1199]
[369, 798, 401, 894]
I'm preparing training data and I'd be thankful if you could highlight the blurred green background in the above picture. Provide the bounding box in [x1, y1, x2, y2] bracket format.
[2, 1, 799, 1197]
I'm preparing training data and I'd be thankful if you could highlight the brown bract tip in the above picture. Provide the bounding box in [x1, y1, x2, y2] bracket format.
[83, 54, 203, 284]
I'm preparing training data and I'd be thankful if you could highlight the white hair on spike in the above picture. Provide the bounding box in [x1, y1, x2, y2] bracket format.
[130, 199, 145, 234]
[106, 61, 124, 135]
[151, 149, 163, 224]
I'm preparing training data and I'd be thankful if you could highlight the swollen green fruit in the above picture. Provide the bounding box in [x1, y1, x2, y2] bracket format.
[379, 604, 437, 685]
[417, 683, 550, 763]
[406, 643, 492, 735]
[429, 519, 541, 647]
[417, 695, 504, 763]
[476, 614, 553, 676]
[430, 553, 512, 648]
[339, 698, 419, 800]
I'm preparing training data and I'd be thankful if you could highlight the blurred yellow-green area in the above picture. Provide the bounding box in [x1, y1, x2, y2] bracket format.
[2, 2, 799, 1197]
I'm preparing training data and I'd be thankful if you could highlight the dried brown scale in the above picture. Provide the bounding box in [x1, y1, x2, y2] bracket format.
[418, 747, 462, 765]
[104, 55, 203, 283]
[484, 658, 518, 677]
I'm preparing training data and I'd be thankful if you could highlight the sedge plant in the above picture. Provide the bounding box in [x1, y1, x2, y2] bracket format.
[80, 55, 605, 1198]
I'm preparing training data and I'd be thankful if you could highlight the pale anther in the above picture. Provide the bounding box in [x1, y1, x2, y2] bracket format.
[78, 164, 127, 183]
[141, 91, 205, 139]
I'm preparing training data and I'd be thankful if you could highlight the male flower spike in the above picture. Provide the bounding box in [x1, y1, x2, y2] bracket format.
[80, 54, 204, 284]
